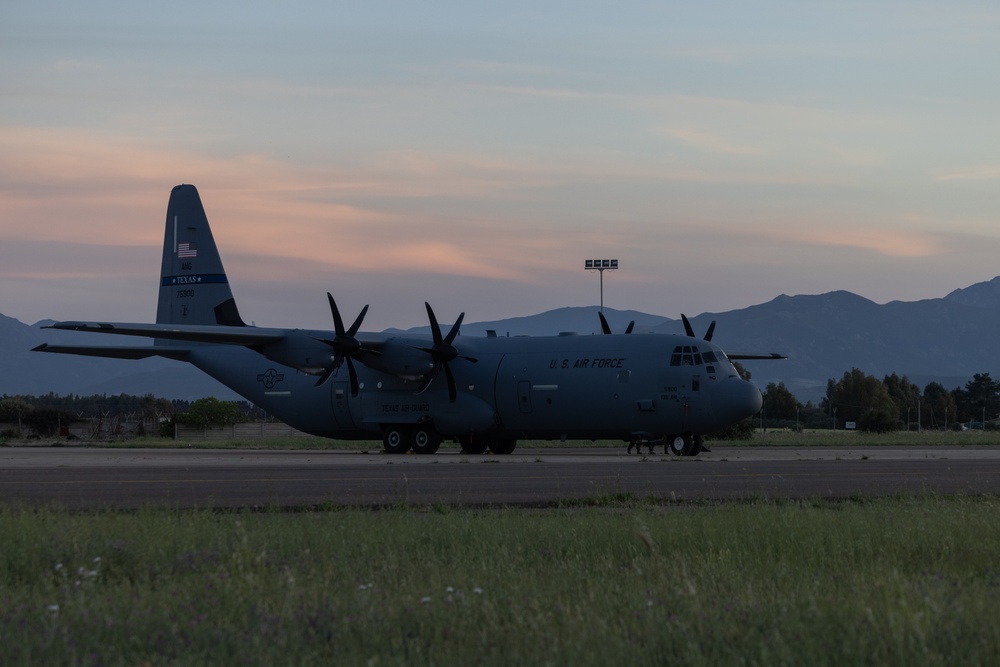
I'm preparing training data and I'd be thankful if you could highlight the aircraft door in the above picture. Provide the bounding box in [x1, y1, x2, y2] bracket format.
[328, 381, 356, 428]
[680, 375, 700, 429]
[517, 380, 533, 414]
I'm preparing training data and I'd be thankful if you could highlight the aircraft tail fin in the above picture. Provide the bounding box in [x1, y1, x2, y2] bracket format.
[156, 184, 246, 327]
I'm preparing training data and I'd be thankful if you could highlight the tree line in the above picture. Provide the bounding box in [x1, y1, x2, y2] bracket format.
[762, 369, 1000, 432]
[0, 393, 269, 438]
[6, 368, 1000, 438]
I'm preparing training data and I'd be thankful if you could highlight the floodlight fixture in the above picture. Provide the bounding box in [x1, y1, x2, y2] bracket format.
[584, 258, 619, 312]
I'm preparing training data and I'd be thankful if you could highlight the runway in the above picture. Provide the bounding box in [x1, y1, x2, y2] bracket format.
[2, 445, 1000, 509]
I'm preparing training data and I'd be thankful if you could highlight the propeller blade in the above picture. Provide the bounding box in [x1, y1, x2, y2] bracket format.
[443, 312, 465, 346]
[443, 363, 458, 403]
[328, 293, 345, 334]
[347, 304, 369, 338]
[345, 356, 360, 396]
[681, 314, 696, 338]
[598, 311, 612, 335]
[704, 321, 716, 341]
[314, 366, 335, 387]
[599, 312, 634, 335]
[425, 302, 443, 344]
[415, 365, 439, 395]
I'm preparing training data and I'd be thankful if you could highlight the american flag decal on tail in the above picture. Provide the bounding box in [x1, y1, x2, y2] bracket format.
[178, 242, 197, 258]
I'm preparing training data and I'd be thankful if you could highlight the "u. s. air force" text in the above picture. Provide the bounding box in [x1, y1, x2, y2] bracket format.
[549, 357, 626, 369]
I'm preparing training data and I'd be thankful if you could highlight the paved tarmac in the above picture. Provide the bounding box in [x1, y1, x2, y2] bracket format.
[2, 445, 1000, 509]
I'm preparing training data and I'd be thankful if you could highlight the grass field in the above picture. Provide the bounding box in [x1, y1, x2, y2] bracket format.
[3, 497, 1000, 665]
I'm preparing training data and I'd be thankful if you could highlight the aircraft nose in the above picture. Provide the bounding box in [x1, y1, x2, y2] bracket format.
[716, 377, 762, 424]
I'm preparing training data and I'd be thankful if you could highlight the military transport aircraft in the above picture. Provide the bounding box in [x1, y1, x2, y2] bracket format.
[33, 185, 783, 456]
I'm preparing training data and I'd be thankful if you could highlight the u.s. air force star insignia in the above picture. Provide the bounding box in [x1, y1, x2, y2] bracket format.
[256, 368, 285, 389]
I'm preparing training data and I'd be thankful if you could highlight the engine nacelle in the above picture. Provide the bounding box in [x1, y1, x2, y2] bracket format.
[259, 332, 334, 375]
[359, 338, 436, 381]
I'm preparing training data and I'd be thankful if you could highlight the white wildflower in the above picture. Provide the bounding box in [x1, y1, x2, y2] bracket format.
[420, 596, 432, 604]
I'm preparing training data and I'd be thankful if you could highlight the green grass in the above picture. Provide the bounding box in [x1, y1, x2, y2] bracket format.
[736, 428, 1000, 447]
[3, 498, 1000, 665]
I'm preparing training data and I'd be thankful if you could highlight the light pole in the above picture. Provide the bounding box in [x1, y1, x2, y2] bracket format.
[584, 259, 618, 313]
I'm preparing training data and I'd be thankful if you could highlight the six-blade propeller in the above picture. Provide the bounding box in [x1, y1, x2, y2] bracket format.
[415, 302, 478, 402]
[314, 293, 373, 394]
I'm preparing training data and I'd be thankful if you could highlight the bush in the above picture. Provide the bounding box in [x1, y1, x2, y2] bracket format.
[709, 416, 756, 441]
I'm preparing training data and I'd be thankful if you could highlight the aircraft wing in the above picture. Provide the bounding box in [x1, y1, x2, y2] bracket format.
[37, 320, 391, 377]
[32, 343, 191, 361]
[726, 353, 787, 361]
[42, 321, 290, 345]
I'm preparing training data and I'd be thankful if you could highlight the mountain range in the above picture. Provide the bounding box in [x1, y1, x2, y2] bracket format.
[5, 276, 1000, 402]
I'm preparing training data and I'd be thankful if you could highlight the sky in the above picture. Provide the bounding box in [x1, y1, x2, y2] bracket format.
[2, 1, 999, 332]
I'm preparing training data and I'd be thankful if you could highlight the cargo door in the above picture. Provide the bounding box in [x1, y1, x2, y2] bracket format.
[329, 381, 356, 428]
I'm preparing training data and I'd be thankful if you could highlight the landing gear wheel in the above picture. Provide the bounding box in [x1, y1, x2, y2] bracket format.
[689, 435, 704, 456]
[668, 433, 693, 456]
[459, 435, 488, 455]
[488, 438, 517, 455]
[411, 426, 441, 455]
[383, 426, 411, 454]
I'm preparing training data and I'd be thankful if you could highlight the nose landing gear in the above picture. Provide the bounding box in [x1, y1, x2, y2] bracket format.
[667, 433, 704, 457]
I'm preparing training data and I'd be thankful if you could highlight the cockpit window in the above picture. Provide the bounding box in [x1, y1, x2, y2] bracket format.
[670, 345, 719, 367]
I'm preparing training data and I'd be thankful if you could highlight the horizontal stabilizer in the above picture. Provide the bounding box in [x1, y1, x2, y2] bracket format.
[32, 343, 190, 361]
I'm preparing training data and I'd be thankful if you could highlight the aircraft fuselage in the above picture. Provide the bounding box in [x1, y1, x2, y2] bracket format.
[186, 329, 761, 450]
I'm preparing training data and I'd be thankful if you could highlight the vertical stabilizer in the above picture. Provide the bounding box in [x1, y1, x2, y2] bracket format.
[156, 185, 245, 327]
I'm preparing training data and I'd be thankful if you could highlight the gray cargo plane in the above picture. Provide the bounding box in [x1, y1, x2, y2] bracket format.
[34, 185, 782, 456]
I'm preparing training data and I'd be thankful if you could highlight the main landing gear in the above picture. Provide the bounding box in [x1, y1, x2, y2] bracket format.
[381, 424, 442, 455]
[381, 425, 518, 456]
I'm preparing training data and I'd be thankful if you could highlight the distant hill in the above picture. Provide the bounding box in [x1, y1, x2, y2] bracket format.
[5, 277, 1000, 401]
